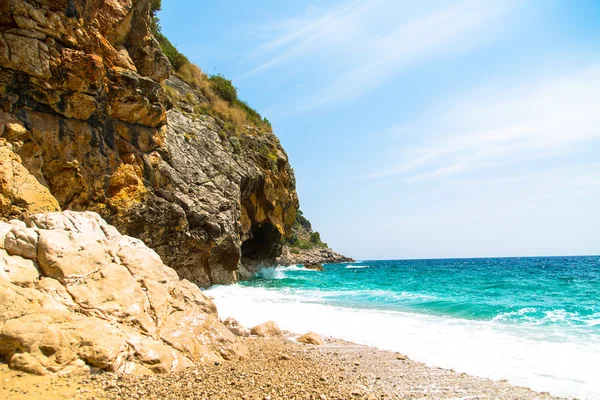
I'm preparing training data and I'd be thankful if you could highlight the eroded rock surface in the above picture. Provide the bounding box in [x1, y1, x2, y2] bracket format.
[0, 211, 245, 375]
[0, 0, 298, 286]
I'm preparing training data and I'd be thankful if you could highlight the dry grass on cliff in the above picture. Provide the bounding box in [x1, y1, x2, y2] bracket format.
[176, 64, 271, 134]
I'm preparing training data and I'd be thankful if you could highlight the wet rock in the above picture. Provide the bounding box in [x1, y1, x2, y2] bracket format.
[305, 263, 324, 271]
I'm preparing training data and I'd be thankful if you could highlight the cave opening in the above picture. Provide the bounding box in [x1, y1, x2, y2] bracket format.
[241, 222, 282, 269]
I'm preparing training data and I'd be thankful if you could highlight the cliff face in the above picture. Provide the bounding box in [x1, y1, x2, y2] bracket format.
[0, 0, 298, 286]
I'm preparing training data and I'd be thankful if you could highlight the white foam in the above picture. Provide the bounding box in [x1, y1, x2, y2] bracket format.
[346, 265, 370, 269]
[207, 285, 600, 400]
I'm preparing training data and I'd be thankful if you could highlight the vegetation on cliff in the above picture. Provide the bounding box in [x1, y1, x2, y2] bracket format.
[150, 1, 272, 134]
[286, 210, 328, 252]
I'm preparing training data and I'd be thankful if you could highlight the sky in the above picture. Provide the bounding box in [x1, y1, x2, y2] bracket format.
[158, 0, 600, 260]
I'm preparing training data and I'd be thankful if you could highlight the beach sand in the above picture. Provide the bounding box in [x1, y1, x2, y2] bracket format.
[0, 334, 563, 400]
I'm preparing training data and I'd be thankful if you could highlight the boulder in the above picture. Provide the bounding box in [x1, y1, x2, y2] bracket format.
[297, 332, 325, 346]
[305, 263, 324, 271]
[0, 211, 245, 375]
[223, 317, 250, 337]
[251, 321, 283, 337]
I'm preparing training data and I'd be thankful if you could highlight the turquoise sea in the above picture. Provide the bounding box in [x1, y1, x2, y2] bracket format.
[207, 256, 600, 399]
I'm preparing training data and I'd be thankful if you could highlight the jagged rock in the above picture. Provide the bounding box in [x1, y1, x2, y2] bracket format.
[251, 321, 283, 338]
[223, 317, 250, 337]
[0, 0, 298, 287]
[277, 246, 354, 266]
[297, 332, 325, 346]
[0, 211, 246, 375]
[305, 263, 324, 271]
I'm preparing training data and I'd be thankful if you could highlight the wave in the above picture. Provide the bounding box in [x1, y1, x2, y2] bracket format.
[346, 265, 370, 269]
[253, 264, 321, 279]
[493, 307, 600, 327]
[206, 284, 600, 399]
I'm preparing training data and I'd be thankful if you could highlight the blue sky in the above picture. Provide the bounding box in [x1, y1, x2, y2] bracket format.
[159, 0, 600, 260]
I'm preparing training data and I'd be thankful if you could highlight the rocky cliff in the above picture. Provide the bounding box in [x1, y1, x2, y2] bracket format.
[0, 0, 298, 286]
[0, 211, 245, 375]
[276, 210, 354, 266]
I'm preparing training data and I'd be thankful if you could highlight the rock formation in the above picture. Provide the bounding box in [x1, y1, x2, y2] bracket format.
[297, 332, 324, 346]
[277, 210, 353, 266]
[0, 210, 246, 375]
[277, 246, 354, 266]
[250, 321, 283, 338]
[0, 0, 298, 286]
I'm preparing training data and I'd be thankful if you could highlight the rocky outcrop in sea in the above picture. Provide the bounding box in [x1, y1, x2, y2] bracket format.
[276, 246, 354, 266]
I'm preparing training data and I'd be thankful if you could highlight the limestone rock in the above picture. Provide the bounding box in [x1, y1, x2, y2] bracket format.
[297, 332, 325, 346]
[0, 0, 299, 287]
[0, 211, 245, 375]
[223, 317, 250, 337]
[251, 321, 283, 338]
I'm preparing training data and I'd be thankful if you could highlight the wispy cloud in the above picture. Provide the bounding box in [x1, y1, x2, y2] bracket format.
[365, 65, 600, 182]
[239, 0, 524, 111]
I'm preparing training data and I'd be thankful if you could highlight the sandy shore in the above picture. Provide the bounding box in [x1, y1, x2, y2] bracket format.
[0, 334, 564, 400]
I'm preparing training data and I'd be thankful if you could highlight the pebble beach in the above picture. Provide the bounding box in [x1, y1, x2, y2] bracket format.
[0, 333, 562, 400]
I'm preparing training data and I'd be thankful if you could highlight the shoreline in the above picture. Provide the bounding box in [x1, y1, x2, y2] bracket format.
[0, 332, 564, 400]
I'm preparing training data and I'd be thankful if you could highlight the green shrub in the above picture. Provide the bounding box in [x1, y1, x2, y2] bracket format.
[150, 3, 272, 133]
[310, 232, 321, 244]
[298, 241, 312, 250]
[155, 32, 189, 70]
[209, 75, 238, 104]
[296, 210, 312, 230]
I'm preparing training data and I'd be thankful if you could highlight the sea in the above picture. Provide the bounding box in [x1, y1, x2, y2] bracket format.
[206, 256, 600, 399]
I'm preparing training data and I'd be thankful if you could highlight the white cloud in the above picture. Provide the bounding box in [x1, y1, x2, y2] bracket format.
[239, 0, 524, 110]
[366, 66, 600, 182]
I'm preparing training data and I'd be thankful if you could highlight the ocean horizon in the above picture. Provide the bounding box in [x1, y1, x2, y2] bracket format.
[207, 255, 600, 399]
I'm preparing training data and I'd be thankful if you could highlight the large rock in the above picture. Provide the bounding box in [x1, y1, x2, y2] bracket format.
[305, 263, 324, 271]
[0, 211, 246, 375]
[297, 332, 325, 346]
[0, 0, 299, 287]
[251, 321, 283, 338]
